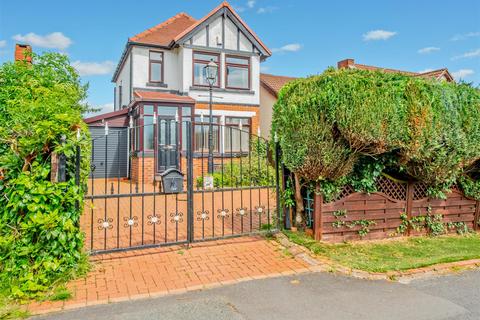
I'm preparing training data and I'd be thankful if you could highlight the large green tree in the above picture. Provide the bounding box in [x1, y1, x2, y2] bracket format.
[0, 52, 90, 298]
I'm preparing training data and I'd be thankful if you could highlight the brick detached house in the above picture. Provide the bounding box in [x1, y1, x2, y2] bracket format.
[84, 1, 272, 182]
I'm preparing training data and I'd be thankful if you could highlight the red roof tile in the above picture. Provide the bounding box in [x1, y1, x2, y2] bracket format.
[134, 91, 195, 103]
[129, 13, 197, 47]
[260, 73, 297, 97]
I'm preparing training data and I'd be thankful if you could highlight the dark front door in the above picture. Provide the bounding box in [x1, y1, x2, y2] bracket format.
[157, 117, 179, 172]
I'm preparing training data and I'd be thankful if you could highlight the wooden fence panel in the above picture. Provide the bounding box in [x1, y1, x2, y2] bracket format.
[315, 178, 479, 242]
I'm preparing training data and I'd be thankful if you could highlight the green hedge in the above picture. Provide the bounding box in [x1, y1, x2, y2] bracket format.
[0, 52, 90, 299]
[273, 68, 480, 198]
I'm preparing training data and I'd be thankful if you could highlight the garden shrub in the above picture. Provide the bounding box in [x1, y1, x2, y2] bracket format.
[273, 67, 480, 198]
[196, 137, 275, 188]
[0, 52, 90, 299]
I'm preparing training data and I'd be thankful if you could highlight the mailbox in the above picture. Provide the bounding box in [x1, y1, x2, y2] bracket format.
[160, 168, 184, 194]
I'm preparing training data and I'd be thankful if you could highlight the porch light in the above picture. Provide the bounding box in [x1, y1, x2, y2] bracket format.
[204, 59, 218, 86]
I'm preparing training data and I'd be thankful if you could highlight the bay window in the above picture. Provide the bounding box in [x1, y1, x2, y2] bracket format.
[225, 55, 250, 90]
[193, 116, 250, 154]
[193, 51, 220, 87]
[143, 105, 154, 150]
[194, 116, 220, 152]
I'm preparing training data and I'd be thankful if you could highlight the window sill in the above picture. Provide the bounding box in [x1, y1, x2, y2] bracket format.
[189, 86, 255, 95]
[146, 82, 168, 88]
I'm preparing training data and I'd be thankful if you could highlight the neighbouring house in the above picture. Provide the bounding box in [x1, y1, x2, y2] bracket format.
[84, 1, 272, 182]
[256, 59, 454, 139]
[259, 73, 297, 138]
[337, 58, 454, 82]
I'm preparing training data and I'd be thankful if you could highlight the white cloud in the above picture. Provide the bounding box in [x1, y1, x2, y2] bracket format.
[418, 47, 440, 54]
[12, 32, 72, 50]
[234, 5, 246, 12]
[260, 65, 270, 72]
[71, 60, 115, 76]
[451, 48, 480, 60]
[363, 30, 397, 41]
[451, 32, 480, 41]
[451, 69, 474, 80]
[0, 40, 6, 48]
[272, 43, 302, 53]
[247, 0, 255, 8]
[257, 6, 277, 14]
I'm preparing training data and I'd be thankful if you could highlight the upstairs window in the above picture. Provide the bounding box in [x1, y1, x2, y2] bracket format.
[193, 51, 220, 87]
[226, 55, 250, 90]
[149, 51, 164, 83]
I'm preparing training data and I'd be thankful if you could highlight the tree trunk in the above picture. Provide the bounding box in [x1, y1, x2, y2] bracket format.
[293, 173, 305, 228]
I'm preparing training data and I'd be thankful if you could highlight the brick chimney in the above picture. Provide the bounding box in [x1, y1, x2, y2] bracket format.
[14, 44, 32, 63]
[337, 59, 355, 69]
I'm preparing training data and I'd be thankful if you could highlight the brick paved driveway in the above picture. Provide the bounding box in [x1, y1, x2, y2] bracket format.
[28, 236, 311, 315]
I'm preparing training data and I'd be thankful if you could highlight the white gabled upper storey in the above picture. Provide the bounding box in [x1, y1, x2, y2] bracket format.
[112, 1, 271, 110]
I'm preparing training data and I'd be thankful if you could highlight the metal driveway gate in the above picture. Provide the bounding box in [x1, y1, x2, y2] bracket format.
[81, 120, 281, 254]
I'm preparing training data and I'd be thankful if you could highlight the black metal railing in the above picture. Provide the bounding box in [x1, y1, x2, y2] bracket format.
[81, 120, 281, 254]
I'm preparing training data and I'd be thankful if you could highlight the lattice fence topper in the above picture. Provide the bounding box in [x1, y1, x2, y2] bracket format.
[376, 175, 407, 201]
[325, 185, 354, 203]
[413, 182, 428, 200]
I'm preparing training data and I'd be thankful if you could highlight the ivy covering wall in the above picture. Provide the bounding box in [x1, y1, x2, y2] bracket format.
[272, 68, 480, 199]
[0, 52, 91, 298]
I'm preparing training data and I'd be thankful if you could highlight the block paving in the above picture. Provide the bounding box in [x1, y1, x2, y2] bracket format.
[28, 236, 311, 315]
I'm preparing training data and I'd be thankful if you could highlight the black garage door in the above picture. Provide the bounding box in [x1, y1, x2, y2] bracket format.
[89, 127, 128, 179]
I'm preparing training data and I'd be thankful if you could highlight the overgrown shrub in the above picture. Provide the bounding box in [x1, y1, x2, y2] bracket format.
[196, 137, 275, 188]
[273, 68, 480, 198]
[0, 52, 90, 299]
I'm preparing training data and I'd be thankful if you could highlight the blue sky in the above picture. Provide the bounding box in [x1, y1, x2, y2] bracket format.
[1, 0, 479, 114]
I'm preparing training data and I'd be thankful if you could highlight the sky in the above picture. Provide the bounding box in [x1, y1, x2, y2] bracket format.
[1, 0, 479, 115]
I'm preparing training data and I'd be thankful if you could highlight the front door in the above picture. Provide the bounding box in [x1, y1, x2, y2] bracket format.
[157, 117, 179, 172]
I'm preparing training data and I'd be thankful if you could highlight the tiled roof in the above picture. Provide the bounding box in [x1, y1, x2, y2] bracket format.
[129, 13, 197, 47]
[134, 91, 195, 103]
[337, 59, 454, 82]
[260, 73, 297, 97]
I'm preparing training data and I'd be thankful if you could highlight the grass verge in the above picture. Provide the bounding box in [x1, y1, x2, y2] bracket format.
[284, 230, 480, 273]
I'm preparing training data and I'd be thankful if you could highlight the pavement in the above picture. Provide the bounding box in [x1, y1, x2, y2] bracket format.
[33, 269, 480, 320]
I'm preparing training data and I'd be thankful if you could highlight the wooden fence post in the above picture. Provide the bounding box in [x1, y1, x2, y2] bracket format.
[314, 184, 323, 240]
[474, 200, 480, 231]
[406, 181, 414, 235]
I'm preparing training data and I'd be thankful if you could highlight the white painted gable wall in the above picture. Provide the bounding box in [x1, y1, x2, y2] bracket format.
[114, 15, 263, 107]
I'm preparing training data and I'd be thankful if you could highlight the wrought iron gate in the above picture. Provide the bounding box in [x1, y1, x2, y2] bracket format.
[82, 120, 281, 254]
